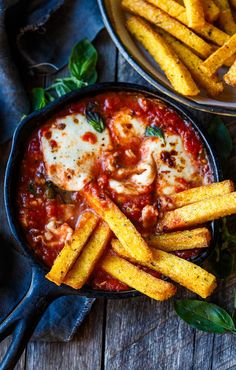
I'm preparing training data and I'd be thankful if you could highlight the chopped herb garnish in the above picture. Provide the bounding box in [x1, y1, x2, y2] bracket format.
[85, 102, 105, 133]
[45, 181, 56, 199]
[28, 181, 37, 196]
[145, 126, 165, 143]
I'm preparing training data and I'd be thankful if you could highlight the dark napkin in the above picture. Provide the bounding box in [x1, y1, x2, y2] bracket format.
[0, 0, 103, 341]
[0, 235, 94, 342]
[0, 0, 104, 143]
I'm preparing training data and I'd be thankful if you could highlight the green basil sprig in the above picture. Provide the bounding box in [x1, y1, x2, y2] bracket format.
[174, 299, 236, 334]
[69, 38, 98, 84]
[85, 102, 105, 133]
[145, 126, 165, 143]
[46, 77, 86, 98]
[30, 39, 98, 111]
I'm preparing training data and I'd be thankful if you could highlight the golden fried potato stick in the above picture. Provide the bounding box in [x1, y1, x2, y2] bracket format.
[127, 17, 199, 96]
[112, 239, 217, 298]
[157, 29, 223, 96]
[202, 0, 220, 22]
[214, 0, 236, 35]
[200, 34, 236, 76]
[122, 0, 213, 58]
[64, 222, 111, 289]
[183, 0, 205, 28]
[167, 180, 234, 209]
[146, 228, 211, 251]
[46, 211, 99, 285]
[83, 185, 152, 262]
[224, 59, 236, 86]
[101, 254, 177, 301]
[146, 0, 229, 46]
[157, 192, 236, 232]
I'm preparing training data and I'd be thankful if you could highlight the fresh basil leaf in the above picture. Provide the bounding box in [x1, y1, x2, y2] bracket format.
[28, 181, 37, 196]
[207, 116, 232, 161]
[31, 88, 47, 111]
[174, 300, 236, 334]
[69, 39, 98, 83]
[145, 126, 165, 142]
[45, 181, 56, 199]
[85, 102, 105, 133]
[47, 77, 86, 98]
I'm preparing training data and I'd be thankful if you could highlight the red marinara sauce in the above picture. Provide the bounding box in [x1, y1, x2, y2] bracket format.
[16, 92, 213, 291]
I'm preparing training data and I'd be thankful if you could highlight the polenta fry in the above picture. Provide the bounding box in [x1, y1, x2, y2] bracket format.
[224, 54, 236, 67]
[122, 0, 213, 58]
[200, 34, 236, 76]
[127, 17, 199, 96]
[202, 0, 220, 22]
[166, 180, 234, 209]
[157, 192, 236, 231]
[146, 228, 211, 251]
[157, 29, 224, 96]
[112, 239, 217, 298]
[183, 0, 205, 28]
[224, 59, 236, 86]
[64, 222, 111, 289]
[214, 0, 236, 35]
[46, 211, 98, 285]
[147, 0, 229, 46]
[101, 254, 177, 301]
[83, 184, 153, 262]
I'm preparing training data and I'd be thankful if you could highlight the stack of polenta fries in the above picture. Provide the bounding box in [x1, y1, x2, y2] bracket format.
[46, 179, 236, 301]
[121, 0, 236, 96]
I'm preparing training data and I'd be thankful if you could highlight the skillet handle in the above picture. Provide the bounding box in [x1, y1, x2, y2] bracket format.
[0, 267, 59, 370]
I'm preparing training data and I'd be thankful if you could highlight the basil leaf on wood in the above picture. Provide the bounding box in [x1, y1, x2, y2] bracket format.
[69, 39, 98, 83]
[207, 116, 232, 161]
[85, 102, 105, 133]
[174, 300, 236, 334]
[145, 126, 165, 142]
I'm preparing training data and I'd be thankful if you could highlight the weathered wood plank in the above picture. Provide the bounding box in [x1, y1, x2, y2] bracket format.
[26, 300, 105, 370]
[104, 291, 197, 370]
[210, 277, 236, 370]
[0, 338, 26, 370]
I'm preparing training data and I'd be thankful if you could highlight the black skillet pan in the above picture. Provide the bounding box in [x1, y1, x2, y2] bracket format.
[1, 82, 221, 370]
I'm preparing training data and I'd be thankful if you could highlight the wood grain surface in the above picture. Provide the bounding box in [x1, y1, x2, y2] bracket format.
[0, 29, 236, 370]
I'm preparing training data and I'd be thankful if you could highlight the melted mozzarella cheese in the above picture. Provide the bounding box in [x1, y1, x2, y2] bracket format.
[143, 135, 200, 195]
[41, 113, 111, 191]
[109, 109, 146, 145]
[109, 134, 201, 196]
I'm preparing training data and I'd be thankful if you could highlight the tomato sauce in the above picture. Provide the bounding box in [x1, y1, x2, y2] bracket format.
[16, 92, 213, 291]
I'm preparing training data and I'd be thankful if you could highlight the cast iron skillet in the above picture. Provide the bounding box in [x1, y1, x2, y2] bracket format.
[1, 83, 221, 369]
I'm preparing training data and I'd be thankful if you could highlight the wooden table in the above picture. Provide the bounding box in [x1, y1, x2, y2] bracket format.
[1, 29, 236, 370]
